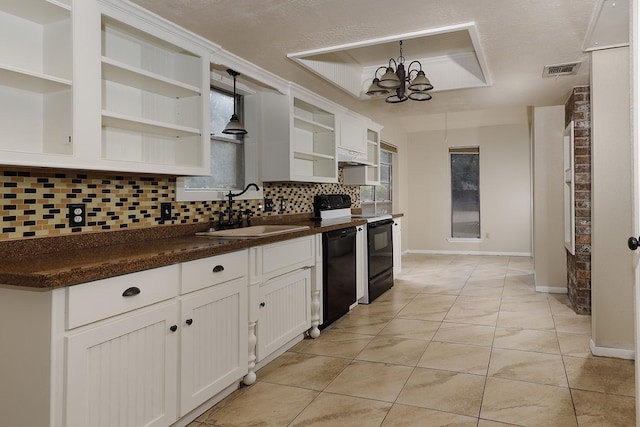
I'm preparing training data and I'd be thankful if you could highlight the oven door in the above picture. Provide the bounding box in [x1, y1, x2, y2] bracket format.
[367, 219, 394, 279]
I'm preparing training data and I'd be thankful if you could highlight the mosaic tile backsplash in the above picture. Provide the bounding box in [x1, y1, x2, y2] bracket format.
[1, 168, 361, 241]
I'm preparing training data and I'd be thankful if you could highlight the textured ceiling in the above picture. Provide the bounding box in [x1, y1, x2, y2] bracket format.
[130, 0, 605, 130]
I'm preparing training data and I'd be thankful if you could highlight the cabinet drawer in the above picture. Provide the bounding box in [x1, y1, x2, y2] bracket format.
[181, 249, 248, 294]
[66, 265, 180, 329]
[261, 236, 314, 281]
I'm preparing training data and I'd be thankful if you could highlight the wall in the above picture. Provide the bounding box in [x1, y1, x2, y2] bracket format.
[591, 46, 634, 354]
[405, 108, 532, 255]
[565, 87, 592, 314]
[532, 105, 567, 291]
[0, 167, 360, 241]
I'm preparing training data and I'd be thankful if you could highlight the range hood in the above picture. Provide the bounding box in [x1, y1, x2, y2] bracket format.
[337, 148, 374, 167]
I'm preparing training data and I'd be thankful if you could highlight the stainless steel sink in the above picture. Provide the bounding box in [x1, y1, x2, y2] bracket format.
[196, 224, 310, 238]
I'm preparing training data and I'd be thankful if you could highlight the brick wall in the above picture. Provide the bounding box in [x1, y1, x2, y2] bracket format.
[565, 86, 591, 314]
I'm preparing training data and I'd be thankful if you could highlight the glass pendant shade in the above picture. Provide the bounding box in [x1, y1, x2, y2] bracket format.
[408, 91, 432, 101]
[378, 67, 401, 89]
[385, 93, 408, 103]
[408, 70, 433, 91]
[366, 78, 389, 96]
[222, 113, 247, 135]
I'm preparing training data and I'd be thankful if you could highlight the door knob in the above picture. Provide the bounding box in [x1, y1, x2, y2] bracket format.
[628, 236, 639, 250]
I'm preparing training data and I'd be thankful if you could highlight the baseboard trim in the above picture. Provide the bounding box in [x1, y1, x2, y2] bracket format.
[535, 286, 567, 294]
[590, 339, 635, 360]
[407, 249, 532, 257]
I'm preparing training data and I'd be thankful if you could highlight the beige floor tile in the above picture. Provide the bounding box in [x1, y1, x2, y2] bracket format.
[444, 305, 499, 326]
[329, 311, 393, 335]
[397, 294, 457, 321]
[564, 355, 635, 396]
[557, 332, 593, 358]
[480, 377, 577, 426]
[397, 367, 485, 417]
[419, 283, 464, 295]
[378, 317, 440, 340]
[292, 330, 373, 359]
[488, 348, 568, 387]
[289, 392, 391, 427]
[553, 313, 591, 335]
[433, 322, 496, 346]
[374, 290, 418, 304]
[477, 420, 522, 426]
[459, 286, 504, 298]
[465, 277, 505, 288]
[257, 352, 350, 390]
[418, 341, 491, 375]
[493, 328, 560, 354]
[381, 404, 478, 426]
[548, 294, 576, 316]
[501, 285, 539, 298]
[324, 360, 413, 402]
[572, 389, 636, 426]
[185, 422, 203, 427]
[201, 382, 318, 426]
[355, 335, 429, 366]
[496, 310, 555, 330]
[351, 300, 408, 317]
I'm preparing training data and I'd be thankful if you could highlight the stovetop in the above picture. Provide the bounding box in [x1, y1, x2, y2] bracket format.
[314, 194, 392, 223]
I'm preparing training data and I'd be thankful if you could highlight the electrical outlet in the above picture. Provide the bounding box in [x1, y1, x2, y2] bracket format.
[279, 198, 287, 212]
[68, 203, 86, 227]
[264, 198, 274, 212]
[160, 202, 172, 220]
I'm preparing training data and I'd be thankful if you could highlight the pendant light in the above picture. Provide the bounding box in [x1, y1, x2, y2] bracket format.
[222, 69, 247, 135]
[365, 40, 434, 103]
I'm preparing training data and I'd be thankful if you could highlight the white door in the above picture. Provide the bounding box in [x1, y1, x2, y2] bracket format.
[632, 0, 640, 423]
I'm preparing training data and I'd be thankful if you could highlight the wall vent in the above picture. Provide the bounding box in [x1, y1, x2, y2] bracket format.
[542, 62, 581, 77]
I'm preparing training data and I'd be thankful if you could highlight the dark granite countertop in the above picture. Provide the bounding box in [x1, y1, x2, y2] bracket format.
[0, 215, 369, 290]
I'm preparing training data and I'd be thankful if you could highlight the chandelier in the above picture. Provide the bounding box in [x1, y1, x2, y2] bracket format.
[365, 40, 433, 103]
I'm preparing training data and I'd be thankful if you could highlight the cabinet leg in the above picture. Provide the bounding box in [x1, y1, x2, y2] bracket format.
[309, 290, 321, 338]
[243, 321, 257, 385]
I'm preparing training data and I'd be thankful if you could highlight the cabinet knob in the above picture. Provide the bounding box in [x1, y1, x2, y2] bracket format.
[212, 265, 225, 273]
[259, 302, 266, 308]
[122, 287, 141, 297]
[185, 319, 193, 326]
[169, 325, 178, 332]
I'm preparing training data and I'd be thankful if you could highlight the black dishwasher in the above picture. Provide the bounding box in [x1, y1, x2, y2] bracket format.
[322, 227, 357, 329]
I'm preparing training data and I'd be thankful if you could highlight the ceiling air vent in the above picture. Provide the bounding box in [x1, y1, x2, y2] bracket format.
[542, 62, 581, 77]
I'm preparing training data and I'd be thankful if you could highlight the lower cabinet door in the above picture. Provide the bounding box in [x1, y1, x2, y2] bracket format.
[179, 277, 248, 416]
[65, 302, 179, 427]
[257, 268, 311, 361]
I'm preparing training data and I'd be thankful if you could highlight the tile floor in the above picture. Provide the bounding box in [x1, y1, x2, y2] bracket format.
[189, 254, 636, 426]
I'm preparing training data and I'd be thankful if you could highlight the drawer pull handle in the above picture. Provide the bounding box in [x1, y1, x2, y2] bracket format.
[122, 287, 141, 297]
[260, 302, 266, 308]
[186, 319, 193, 326]
[212, 265, 225, 273]
[169, 325, 178, 332]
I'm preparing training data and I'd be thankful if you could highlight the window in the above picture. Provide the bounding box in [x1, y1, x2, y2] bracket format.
[184, 88, 245, 191]
[176, 79, 261, 202]
[450, 147, 480, 239]
[361, 147, 394, 215]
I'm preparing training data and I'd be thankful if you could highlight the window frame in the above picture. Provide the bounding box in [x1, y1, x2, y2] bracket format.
[448, 146, 482, 242]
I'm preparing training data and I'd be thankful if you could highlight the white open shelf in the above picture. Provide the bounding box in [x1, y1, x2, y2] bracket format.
[293, 115, 334, 133]
[0, 0, 70, 25]
[293, 150, 335, 161]
[102, 110, 201, 138]
[0, 65, 71, 93]
[102, 57, 200, 98]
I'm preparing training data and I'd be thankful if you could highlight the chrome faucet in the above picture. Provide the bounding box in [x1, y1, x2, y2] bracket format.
[223, 183, 259, 228]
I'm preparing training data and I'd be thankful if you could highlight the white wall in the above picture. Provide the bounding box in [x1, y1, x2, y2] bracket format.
[591, 46, 634, 354]
[405, 108, 532, 255]
[532, 105, 567, 291]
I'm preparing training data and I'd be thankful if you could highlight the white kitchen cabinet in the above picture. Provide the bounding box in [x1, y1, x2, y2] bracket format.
[95, 2, 210, 175]
[355, 224, 367, 301]
[179, 276, 248, 416]
[260, 87, 338, 183]
[65, 301, 179, 427]
[342, 123, 382, 185]
[339, 112, 367, 154]
[256, 267, 311, 360]
[393, 217, 402, 275]
[0, 0, 73, 164]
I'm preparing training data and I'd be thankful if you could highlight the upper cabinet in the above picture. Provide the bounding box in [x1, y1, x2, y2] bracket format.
[260, 87, 338, 183]
[97, 8, 210, 175]
[0, 0, 211, 175]
[0, 0, 73, 164]
[338, 112, 367, 154]
[342, 122, 382, 185]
